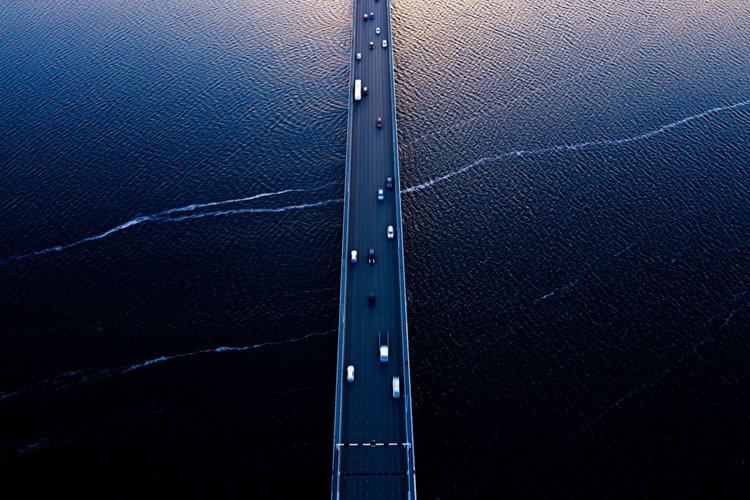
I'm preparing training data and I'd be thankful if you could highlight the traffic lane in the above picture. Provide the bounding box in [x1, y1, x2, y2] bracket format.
[340, 0, 403, 472]
[339, 297, 399, 446]
[340, 445, 407, 498]
[336, 196, 408, 459]
[341, 152, 397, 330]
[356, 14, 390, 111]
[340, 108, 377, 446]
[340, 198, 400, 435]
[346, 147, 397, 349]
[340, 446, 408, 498]
[369, 179, 401, 433]
[340, 286, 402, 442]
[342, 112, 399, 402]
[341, 212, 400, 441]
[340, 446, 406, 473]
[339, 206, 389, 413]
[340, 474, 409, 500]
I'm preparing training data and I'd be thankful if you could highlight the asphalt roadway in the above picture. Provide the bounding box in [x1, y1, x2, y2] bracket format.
[333, 0, 411, 498]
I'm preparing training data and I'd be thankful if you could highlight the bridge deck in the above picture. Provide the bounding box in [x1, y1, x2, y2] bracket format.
[331, 1, 416, 499]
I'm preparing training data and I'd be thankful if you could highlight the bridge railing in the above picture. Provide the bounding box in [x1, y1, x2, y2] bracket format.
[386, 0, 417, 497]
[330, 0, 359, 496]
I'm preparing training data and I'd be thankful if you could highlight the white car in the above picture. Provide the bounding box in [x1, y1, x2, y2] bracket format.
[392, 376, 400, 398]
[356, 52, 362, 60]
[382, 39, 388, 48]
[347, 365, 355, 383]
[387, 225, 394, 239]
[376, 27, 381, 35]
[351, 250, 358, 263]
[378, 189, 384, 201]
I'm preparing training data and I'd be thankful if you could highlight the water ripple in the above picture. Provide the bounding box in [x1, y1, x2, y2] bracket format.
[402, 97, 750, 194]
[568, 296, 750, 440]
[0, 329, 334, 402]
[0, 185, 339, 265]
[3, 99, 746, 267]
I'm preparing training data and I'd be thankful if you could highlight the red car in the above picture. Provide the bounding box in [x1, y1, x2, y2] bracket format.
[363, 13, 368, 21]
[376, 117, 383, 128]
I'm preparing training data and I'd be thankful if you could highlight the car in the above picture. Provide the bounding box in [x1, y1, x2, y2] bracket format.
[368, 248, 375, 264]
[378, 189, 384, 201]
[376, 27, 381, 35]
[356, 52, 362, 60]
[379, 330, 389, 362]
[370, 12, 374, 19]
[363, 13, 368, 21]
[347, 365, 355, 383]
[376, 117, 382, 128]
[386, 176, 393, 189]
[368, 292, 376, 307]
[369, 41, 374, 50]
[387, 225, 394, 239]
[392, 376, 400, 398]
[363, 86, 368, 96]
[351, 249, 357, 263]
[382, 39, 388, 48]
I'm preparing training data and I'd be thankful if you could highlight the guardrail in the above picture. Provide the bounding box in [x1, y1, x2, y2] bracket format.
[330, 0, 358, 496]
[385, 0, 417, 496]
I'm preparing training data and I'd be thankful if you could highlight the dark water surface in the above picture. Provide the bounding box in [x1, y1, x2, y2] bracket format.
[2, 0, 749, 497]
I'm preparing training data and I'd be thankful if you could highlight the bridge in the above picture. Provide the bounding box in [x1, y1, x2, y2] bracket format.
[331, 0, 417, 498]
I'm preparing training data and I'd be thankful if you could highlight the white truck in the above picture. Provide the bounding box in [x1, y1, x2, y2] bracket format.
[354, 79, 362, 102]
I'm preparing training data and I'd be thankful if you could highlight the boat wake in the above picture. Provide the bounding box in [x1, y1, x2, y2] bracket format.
[533, 241, 637, 304]
[402, 98, 750, 194]
[2, 98, 747, 264]
[0, 329, 334, 401]
[0, 185, 340, 265]
[567, 297, 750, 440]
[160, 198, 342, 223]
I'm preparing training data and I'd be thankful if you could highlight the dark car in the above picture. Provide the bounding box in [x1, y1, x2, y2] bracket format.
[376, 117, 382, 128]
[369, 41, 374, 50]
[368, 293, 376, 307]
[386, 176, 393, 189]
[363, 86, 368, 96]
[370, 12, 374, 19]
[363, 13, 368, 21]
[368, 248, 375, 264]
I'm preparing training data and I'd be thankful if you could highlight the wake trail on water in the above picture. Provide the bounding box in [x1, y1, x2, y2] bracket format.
[533, 241, 637, 304]
[4, 98, 747, 264]
[567, 297, 750, 440]
[158, 186, 330, 215]
[402, 98, 750, 194]
[0, 330, 335, 401]
[1, 185, 338, 264]
[162, 198, 343, 223]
